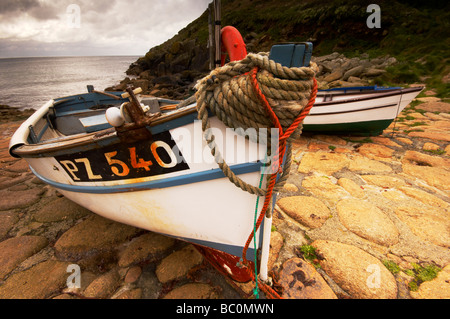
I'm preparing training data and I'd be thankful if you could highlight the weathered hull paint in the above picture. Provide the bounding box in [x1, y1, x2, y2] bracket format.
[22, 117, 268, 261]
[9, 85, 423, 283]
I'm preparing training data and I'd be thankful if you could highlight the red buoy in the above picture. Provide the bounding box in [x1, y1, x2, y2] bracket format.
[220, 26, 247, 65]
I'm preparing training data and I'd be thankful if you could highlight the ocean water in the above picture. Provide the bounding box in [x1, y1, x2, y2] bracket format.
[0, 56, 139, 110]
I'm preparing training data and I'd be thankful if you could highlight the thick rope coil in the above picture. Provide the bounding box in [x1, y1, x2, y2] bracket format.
[194, 51, 318, 299]
[195, 52, 318, 197]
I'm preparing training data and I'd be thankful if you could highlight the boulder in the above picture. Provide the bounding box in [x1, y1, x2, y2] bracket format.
[277, 196, 331, 229]
[130, 79, 149, 93]
[170, 51, 191, 72]
[336, 198, 399, 246]
[410, 265, 450, 299]
[138, 70, 155, 80]
[416, 101, 450, 113]
[163, 283, 219, 299]
[169, 41, 182, 55]
[312, 240, 398, 299]
[0, 212, 19, 240]
[152, 75, 178, 87]
[83, 269, 121, 299]
[155, 245, 203, 284]
[126, 63, 144, 76]
[342, 65, 365, 81]
[0, 236, 48, 280]
[279, 258, 337, 299]
[54, 215, 140, 260]
[118, 232, 175, 267]
[298, 151, 349, 175]
[34, 197, 91, 223]
[114, 77, 131, 91]
[363, 68, 387, 77]
[0, 188, 44, 211]
[0, 260, 72, 299]
[323, 69, 344, 82]
[395, 206, 450, 248]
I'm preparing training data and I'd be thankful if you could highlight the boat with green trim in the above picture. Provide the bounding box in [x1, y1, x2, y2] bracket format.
[303, 85, 423, 136]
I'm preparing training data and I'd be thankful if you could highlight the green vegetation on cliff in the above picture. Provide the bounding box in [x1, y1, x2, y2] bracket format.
[131, 0, 449, 96]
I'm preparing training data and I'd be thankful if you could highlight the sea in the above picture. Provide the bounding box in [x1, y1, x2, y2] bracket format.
[0, 56, 140, 111]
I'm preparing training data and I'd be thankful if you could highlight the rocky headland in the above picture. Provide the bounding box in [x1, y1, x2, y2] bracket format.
[107, 49, 401, 101]
[0, 105, 35, 124]
[105, 0, 449, 102]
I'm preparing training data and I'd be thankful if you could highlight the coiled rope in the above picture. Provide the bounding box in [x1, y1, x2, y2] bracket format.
[194, 52, 318, 298]
[195, 52, 317, 197]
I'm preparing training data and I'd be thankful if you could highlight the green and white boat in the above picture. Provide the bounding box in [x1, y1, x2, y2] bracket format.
[303, 85, 423, 136]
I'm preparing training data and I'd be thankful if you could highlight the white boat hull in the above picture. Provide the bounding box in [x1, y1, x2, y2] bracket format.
[303, 86, 422, 135]
[21, 117, 269, 259]
[8, 85, 423, 270]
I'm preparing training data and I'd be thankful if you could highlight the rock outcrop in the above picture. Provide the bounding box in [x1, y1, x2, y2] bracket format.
[312, 52, 398, 89]
[107, 49, 398, 102]
[106, 38, 209, 100]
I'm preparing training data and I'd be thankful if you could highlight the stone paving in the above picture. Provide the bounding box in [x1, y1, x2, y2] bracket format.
[0, 93, 448, 299]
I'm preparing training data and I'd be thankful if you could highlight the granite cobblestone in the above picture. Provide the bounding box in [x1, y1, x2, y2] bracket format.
[0, 93, 448, 299]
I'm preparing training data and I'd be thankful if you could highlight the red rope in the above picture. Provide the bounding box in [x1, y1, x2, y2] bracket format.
[241, 67, 318, 299]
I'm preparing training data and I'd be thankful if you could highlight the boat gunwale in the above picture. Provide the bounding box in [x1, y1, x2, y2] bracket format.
[10, 86, 422, 158]
[313, 86, 422, 107]
[306, 103, 398, 116]
[10, 104, 199, 158]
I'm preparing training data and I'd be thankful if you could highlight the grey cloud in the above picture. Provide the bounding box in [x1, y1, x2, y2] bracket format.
[0, 0, 58, 20]
[29, 5, 58, 20]
[0, 0, 39, 14]
[0, 0, 211, 57]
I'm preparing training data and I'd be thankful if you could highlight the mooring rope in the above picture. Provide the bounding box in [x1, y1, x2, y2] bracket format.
[194, 52, 318, 299]
[195, 52, 317, 197]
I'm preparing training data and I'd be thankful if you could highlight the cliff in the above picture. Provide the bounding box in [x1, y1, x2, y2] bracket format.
[109, 0, 449, 99]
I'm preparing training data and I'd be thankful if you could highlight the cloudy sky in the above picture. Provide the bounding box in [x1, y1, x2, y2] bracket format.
[0, 0, 211, 57]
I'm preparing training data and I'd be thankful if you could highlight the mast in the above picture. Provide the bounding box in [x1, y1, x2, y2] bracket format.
[213, 0, 222, 69]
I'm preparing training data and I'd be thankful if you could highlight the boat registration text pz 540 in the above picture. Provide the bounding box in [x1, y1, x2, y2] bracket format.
[55, 131, 189, 182]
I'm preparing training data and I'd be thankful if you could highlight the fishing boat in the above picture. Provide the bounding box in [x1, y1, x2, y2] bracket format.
[219, 24, 423, 137]
[8, 43, 317, 288]
[8, 86, 274, 281]
[304, 85, 423, 136]
[8, 2, 321, 291]
[7, 82, 421, 287]
[7, 1, 423, 294]
[237, 31, 423, 137]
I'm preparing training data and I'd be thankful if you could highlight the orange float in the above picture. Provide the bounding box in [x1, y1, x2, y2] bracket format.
[220, 26, 248, 65]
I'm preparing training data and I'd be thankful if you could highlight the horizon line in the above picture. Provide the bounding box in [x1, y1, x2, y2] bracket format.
[0, 54, 143, 59]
